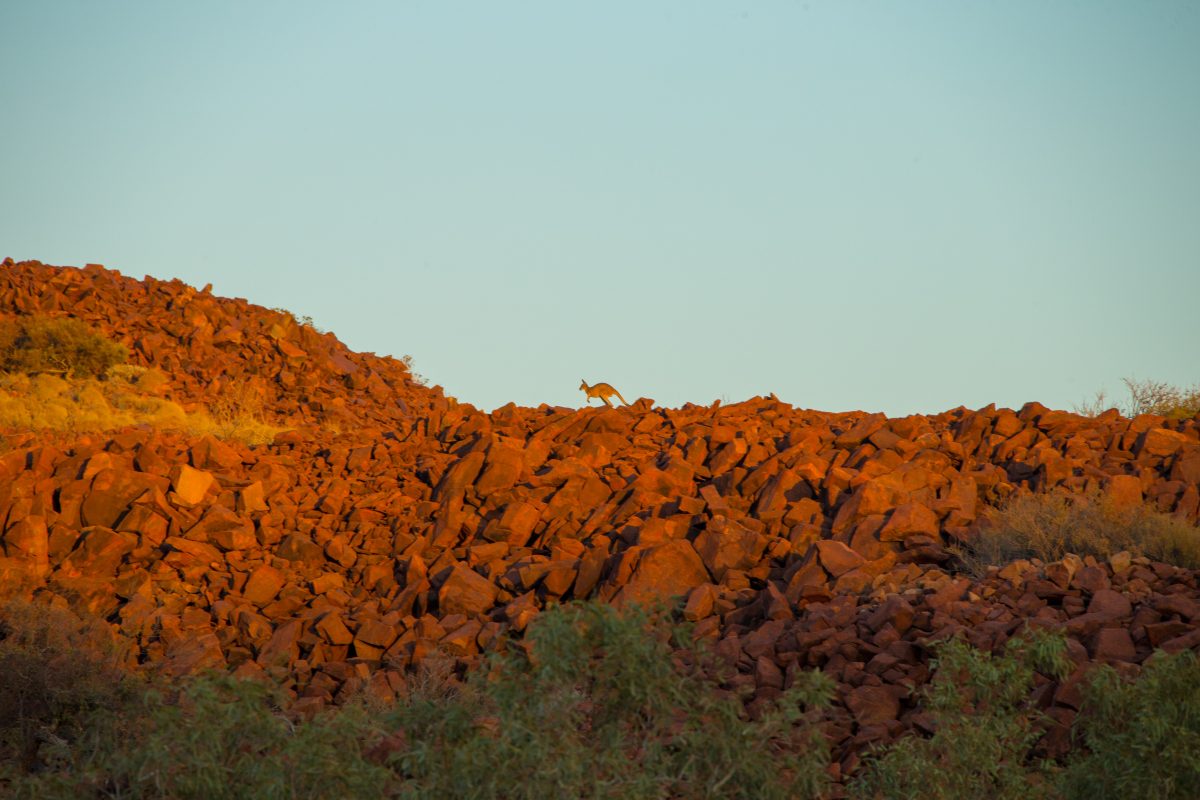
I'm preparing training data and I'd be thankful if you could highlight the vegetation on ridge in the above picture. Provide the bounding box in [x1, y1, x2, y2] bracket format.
[0, 315, 285, 444]
[0, 316, 127, 380]
[1076, 377, 1200, 420]
[957, 490, 1200, 574]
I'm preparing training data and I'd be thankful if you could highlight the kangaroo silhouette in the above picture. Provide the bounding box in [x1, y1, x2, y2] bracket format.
[579, 379, 628, 408]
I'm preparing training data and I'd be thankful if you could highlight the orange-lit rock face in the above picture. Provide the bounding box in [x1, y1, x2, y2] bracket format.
[1, 260, 1199, 782]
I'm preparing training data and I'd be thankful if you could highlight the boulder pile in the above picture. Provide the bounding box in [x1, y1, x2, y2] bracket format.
[1, 260, 1197, 773]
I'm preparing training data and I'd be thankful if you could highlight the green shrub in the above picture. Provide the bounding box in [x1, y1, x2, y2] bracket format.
[387, 601, 834, 800]
[97, 676, 389, 800]
[0, 601, 133, 777]
[0, 316, 127, 379]
[5, 601, 831, 800]
[850, 629, 1071, 800]
[959, 490, 1200, 573]
[1061, 650, 1200, 800]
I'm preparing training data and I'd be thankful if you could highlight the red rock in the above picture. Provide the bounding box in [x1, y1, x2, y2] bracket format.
[237, 481, 269, 513]
[1137, 428, 1190, 458]
[3, 516, 49, 575]
[683, 584, 718, 621]
[60, 527, 137, 577]
[475, 444, 524, 495]
[878, 503, 940, 541]
[170, 464, 215, 505]
[1072, 566, 1110, 594]
[1103, 475, 1143, 509]
[864, 594, 915, 635]
[163, 632, 226, 676]
[846, 684, 901, 727]
[316, 612, 354, 645]
[243, 564, 286, 605]
[1090, 628, 1136, 662]
[438, 565, 498, 617]
[926, 577, 970, 610]
[1086, 589, 1132, 619]
[831, 481, 897, 533]
[188, 505, 255, 550]
[1160, 628, 1200, 653]
[693, 516, 768, 581]
[485, 501, 541, 546]
[356, 619, 399, 649]
[82, 469, 166, 528]
[191, 435, 242, 471]
[613, 540, 709, 606]
[436, 451, 486, 499]
[816, 540, 866, 578]
[1153, 594, 1200, 621]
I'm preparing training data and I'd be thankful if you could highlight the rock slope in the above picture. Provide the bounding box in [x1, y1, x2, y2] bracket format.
[1, 259, 1198, 774]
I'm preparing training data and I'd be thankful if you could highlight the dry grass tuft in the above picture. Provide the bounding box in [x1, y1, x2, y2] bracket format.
[0, 372, 286, 445]
[958, 490, 1200, 573]
[1076, 377, 1200, 420]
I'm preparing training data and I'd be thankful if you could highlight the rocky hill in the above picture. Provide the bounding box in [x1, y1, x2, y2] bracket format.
[1, 259, 1198, 777]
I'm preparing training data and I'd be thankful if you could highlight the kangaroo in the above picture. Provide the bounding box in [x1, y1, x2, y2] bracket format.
[580, 379, 628, 408]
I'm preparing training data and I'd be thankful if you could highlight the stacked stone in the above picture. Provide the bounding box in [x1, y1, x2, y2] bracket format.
[0, 260, 1197, 771]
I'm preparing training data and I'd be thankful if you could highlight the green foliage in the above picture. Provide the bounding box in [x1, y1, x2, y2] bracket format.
[1061, 650, 1200, 800]
[387, 601, 834, 800]
[850, 629, 1071, 800]
[0, 316, 127, 379]
[97, 676, 389, 800]
[0, 601, 133, 777]
[8, 676, 390, 800]
[5, 597, 1200, 799]
[5, 602, 831, 800]
[960, 489, 1200, 573]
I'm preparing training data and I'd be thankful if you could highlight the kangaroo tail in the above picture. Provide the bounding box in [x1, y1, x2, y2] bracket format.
[615, 390, 628, 406]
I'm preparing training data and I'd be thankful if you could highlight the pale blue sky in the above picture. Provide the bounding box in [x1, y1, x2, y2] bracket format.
[2, 2, 1197, 414]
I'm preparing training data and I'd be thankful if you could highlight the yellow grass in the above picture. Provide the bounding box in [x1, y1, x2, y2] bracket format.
[959, 489, 1200, 572]
[0, 371, 286, 445]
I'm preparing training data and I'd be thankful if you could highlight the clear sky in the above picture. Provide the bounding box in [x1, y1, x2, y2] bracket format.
[2, 2, 1197, 415]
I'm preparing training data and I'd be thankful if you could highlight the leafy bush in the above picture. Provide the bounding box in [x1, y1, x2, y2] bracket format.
[6, 602, 832, 799]
[850, 629, 1071, 800]
[387, 601, 834, 800]
[94, 677, 389, 800]
[959, 490, 1200, 573]
[0, 316, 127, 379]
[1061, 650, 1200, 800]
[5, 596, 1200, 799]
[0, 601, 133, 777]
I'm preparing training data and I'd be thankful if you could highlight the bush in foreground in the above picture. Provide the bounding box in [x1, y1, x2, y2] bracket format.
[386, 601, 834, 800]
[0, 601, 133, 777]
[959, 490, 1200, 573]
[1062, 649, 1200, 800]
[4, 599, 1200, 798]
[851, 629, 1071, 800]
[4, 602, 834, 799]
